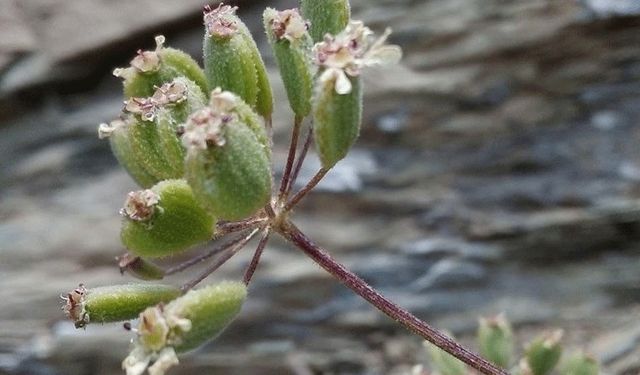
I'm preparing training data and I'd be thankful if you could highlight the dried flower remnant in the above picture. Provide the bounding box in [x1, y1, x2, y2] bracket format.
[203, 3, 239, 38]
[270, 9, 309, 44]
[121, 190, 160, 222]
[61, 284, 89, 328]
[313, 21, 402, 94]
[180, 107, 230, 150]
[114, 36, 165, 80]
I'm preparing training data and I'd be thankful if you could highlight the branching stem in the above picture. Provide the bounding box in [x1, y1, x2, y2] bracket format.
[285, 125, 314, 199]
[180, 228, 260, 292]
[243, 228, 271, 285]
[284, 167, 328, 211]
[276, 220, 508, 375]
[278, 116, 303, 204]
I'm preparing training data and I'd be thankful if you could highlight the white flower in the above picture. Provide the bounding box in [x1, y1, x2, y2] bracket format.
[122, 305, 191, 375]
[313, 21, 402, 94]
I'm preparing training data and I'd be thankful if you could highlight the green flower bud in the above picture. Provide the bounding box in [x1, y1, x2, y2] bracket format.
[477, 314, 514, 368]
[99, 119, 158, 188]
[203, 5, 273, 117]
[120, 179, 216, 258]
[424, 339, 467, 375]
[264, 8, 314, 118]
[122, 281, 247, 375]
[113, 35, 208, 98]
[559, 352, 599, 375]
[312, 22, 401, 168]
[182, 90, 271, 220]
[61, 283, 180, 328]
[300, 0, 350, 42]
[117, 253, 165, 281]
[525, 330, 564, 375]
[104, 78, 207, 182]
[313, 74, 362, 169]
[154, 78, 207, 173]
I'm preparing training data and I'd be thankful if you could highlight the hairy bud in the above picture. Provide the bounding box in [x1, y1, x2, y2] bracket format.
[61, 283, 179, 329]
[121, 179, 216, 258]
[264, 8, 314, 118]
[477, 313, 514, 368]
[424, 338, 467, 375]
[525, 330, 564, 375]
[113, 35, 208, 98]
[203, 4, 273, 117]
[122, 282, 247, 375]
[300, 0, 351, 42]
[183, 90, 271, 220]
[560, 352, 598, 375]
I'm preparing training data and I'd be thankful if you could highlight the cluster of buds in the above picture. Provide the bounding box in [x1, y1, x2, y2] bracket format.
[423, 315, 599, 375]
[74, 1, 407, 374]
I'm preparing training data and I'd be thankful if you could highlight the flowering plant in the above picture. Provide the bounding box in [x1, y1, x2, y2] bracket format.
[62, 2, 513, 375]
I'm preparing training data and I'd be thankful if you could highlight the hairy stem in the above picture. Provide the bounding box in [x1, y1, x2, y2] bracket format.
[284, 167, 328, 211]
[285, 125, 313, 199]
[180, 228, 260, 292]
[277, 220, 508, 375]
[243, 228, 271, 285]
[278, 116, 303, 203]
[166, 232, 252, 276]
[215, 217, 267, 238]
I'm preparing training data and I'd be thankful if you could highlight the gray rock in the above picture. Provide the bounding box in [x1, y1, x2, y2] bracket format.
[411, 259, 488, 291]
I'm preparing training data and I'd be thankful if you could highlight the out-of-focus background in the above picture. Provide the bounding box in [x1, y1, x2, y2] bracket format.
[1, 0, 640, 374]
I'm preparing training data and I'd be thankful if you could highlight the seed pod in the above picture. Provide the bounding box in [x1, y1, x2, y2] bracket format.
[424, 339, 467, 375]
[99, 119, 158, 188]
[300, 0, 350, 42]
[120, 180, 216, 258]
[559, 352, 598, 375]
[203, 4, 273, 117]
[117, 253, 166, 281]
[113, 35, 208, 99]
[154, 78, 208, 173]
[61, 283, 180, 328]
[313, 75, 362, 169]
[477, 314, 514, 368]
[182, 92, 271, 221]
[264, 8, 314, 119]
[525, 330, 564, 375]
[122, 282, 247, 375]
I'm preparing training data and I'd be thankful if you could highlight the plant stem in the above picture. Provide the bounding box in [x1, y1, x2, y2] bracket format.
[243, 228, 271, 285]
[166, 232, 252, 276]
[284, 167, 328, 211]
[180, 228, 260, 292]
[278, 116, 302, 203]
[277, 220, 508, 375]
[215, 217, 267, 238]
[284, 125, 313, 199]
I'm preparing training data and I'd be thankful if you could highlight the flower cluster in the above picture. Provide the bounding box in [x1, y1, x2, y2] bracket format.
[313, 21, 401, 94]
[122, 305, 190, 375]
[124, 81, 188, 122]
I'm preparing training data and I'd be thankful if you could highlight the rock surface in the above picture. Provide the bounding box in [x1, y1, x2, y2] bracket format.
[1, 0, 639, 374]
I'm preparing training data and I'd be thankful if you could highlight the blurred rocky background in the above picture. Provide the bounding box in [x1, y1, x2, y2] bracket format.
[1, 0, 640, 374]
